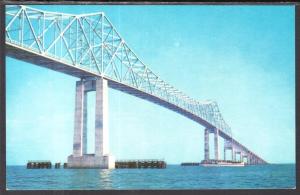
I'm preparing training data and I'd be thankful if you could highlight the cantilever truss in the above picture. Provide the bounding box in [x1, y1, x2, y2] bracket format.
[5, 5, 232, 137]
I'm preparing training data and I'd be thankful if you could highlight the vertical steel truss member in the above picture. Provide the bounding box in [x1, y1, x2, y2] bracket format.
[5, 5, 267, 165]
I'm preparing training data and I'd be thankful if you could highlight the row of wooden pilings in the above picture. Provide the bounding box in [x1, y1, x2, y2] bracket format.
[27, 160, 167, 169]
[115, 159, 166, 169]
[27, 161, 67, 169]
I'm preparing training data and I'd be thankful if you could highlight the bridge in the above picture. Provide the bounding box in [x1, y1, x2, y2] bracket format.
[5, 5, 267, 168]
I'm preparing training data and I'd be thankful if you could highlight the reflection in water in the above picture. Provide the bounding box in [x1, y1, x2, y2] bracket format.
[98, 169, 113, 189]
[61, 168, 114, 189]
[68, 169, 94, 189]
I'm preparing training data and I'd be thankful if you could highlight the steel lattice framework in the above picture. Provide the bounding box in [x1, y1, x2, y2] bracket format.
[6, 5, 233, 138]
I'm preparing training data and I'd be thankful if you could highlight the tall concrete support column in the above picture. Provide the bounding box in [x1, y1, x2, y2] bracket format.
[247, 154, 250, 164]
[95, 79, 109, 156]
[72, 80, 87, 157]
[224, 139, 232, 161]
[214, 128, 219, 160]
[242, 155, 248, 164]
[204, 128, 210, 161]
[82, 92, 87, 154]
[237, 152, 241, 162]
[232, 148, 235, 161]
[234, 152, 238, 162]
[236, 152, 242, 162]
[248, 154, 252, 164]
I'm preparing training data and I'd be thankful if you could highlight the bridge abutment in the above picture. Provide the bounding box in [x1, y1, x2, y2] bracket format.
[67, 78, 115, 169]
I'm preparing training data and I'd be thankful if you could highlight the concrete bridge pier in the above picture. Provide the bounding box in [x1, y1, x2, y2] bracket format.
[204, 128, 210, 160]
[203, 129, 266, 165]
[232, 147, 236, 161]
[214, 128, 219, 160]
[235, 151, 242, 162]
[248, 153, 265, 165]
[67, 78, 115, 169]
[249, 153, 257, 164]
[224, 139, 233, 161]
[242, 154, 248, 164]
[249, 154, 253, 164]
[252, 156, 256, 164]
[204, 128, 219, 161]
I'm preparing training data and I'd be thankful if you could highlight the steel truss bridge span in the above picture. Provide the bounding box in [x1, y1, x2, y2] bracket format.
[5, 5, 267, 165]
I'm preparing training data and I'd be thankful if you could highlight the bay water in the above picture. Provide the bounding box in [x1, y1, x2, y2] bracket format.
[6, 164, 295, 190]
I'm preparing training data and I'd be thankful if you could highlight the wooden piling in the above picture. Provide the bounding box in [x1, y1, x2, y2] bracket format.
[27, 161, 52, 169]
[55, 162, 61, 169]
[115, 159, 166, 169]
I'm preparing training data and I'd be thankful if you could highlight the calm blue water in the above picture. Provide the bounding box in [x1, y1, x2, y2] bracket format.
[7, 164, 295, 190]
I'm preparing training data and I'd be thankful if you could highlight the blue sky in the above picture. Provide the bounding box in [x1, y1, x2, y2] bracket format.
[6, 5, 295, 165]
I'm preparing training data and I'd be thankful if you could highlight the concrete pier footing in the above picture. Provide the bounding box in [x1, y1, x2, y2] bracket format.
[67, 154, 115, 169]
[67, 78, 115, 169]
